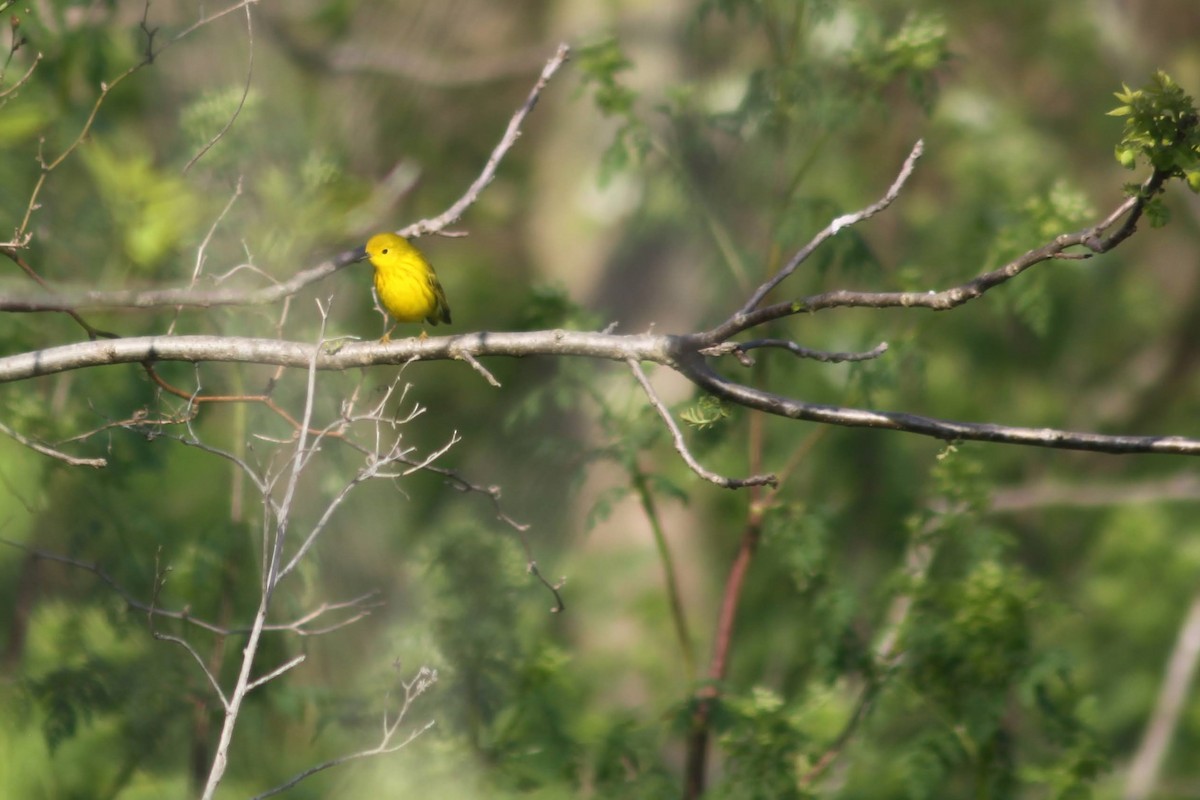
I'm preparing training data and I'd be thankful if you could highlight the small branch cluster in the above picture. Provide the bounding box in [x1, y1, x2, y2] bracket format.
[178, 313, 457, 799]
[251, 665, 438, 800]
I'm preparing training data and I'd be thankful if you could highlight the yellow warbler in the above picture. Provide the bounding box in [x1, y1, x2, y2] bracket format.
[356, 232, 452, 338]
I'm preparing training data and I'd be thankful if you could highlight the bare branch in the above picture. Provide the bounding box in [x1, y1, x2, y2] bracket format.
[701, 339, 889, 364]
[149, 425, 270, 498]
[0, 537, 225, 636]
[271, 591, 384, 636]
[201, 302, 329, 800]
[733, 139, 925, 318]
[0, 536, 382, 638]
[0, 50, 42, 101]
[13, 0, 261, 241]
[0, 418, 106, 467]
[167, 178, 244, 335]
[278, 392, 447, 582]
[170, 0, 261, 46]
[148, 556, 230, 710]
[251, 720, 435, 799]
[331, 42, 552, 87]
[246, 653, 306, 693]
[8, 330, 1200, 458]
[628, 358, 777, 489]
[250, 666, 438, 800]
[1126, 591, 1200, 800]
[402, 43, 570, 238]
[0, 248, 120, 338]
[0, 251, 358, 312]
[989, 473, 1200, 512]
[400, 431, 461, 476]
[266, 303, 334, 587]
[181, 4, 254, 174]
[276, 469, 369, 582]
[707, 188, 1148, 343]
[455, 348, 502, 387]
[683, 356, 1200, 456]
[0, 331, 672, 381]
[702, 166, 1165, 346]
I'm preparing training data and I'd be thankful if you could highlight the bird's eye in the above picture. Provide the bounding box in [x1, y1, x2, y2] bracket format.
[381, 248, 389, 254]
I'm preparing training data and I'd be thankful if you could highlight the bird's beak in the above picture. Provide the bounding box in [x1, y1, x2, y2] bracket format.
[352, 246, 369, 263]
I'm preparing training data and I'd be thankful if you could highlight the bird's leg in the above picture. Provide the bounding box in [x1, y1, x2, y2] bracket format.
[379, 323, 397, 344]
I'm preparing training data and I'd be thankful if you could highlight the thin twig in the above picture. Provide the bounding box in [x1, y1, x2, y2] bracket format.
[0, 418, 106, 467]
[277, 468, 369, 581]
[246, 653, 305, 693]
[148, 554, 230, 710]
[0, 249, 120, 338]
[268, 303, 330, 582]
[253, 719, 435, 799]
[331, 41, 551, 87]
[0, 537, 227, 636]
[629, 358, 774, 488]
[988, 473, 1200, 511]
[629, 461, 696, 680]
[0, 51, 42, 100]
[251, 667, 438, 799]
[733, 140, 925, 317]
[402, 43, 570, 238]
[701, 339, 890, 364]
[704, 181, 1151, 343]
[167, 178, 245, 335]
[15, 0, 260, 239]
[399, 431, 460, 476]
[454, 348, 501, 387]
[798, 682, 881, 787]
[181, 4, 254, 173]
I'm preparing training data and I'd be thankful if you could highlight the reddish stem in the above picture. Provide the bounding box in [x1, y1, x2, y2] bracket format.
[683, 501, 766, 799]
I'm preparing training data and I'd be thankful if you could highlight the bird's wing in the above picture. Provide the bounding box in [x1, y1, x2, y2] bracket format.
[428, 271, 452, 325]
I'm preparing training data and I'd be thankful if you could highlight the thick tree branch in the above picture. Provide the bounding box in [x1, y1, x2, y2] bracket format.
[5, 330, 1200, 457]
[682, 355, 1200, 455]
[0, 331, 671, 380]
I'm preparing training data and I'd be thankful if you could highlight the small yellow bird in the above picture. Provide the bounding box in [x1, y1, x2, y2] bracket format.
[356, 232, 452, 340]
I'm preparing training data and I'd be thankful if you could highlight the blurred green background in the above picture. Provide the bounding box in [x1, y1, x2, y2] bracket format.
[2, 0, 1200, 797]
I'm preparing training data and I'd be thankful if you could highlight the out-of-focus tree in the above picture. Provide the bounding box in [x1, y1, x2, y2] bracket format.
[1, 1, 1199, 799]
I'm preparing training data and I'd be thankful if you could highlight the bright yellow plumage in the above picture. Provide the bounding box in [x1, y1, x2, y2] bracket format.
[357, 233, 451, 335]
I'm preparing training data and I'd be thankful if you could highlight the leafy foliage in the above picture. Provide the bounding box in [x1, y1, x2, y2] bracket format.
[1110, 71, 1200, 192]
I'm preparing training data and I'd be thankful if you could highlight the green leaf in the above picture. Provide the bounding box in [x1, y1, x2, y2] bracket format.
[680, 395, 731, 430]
